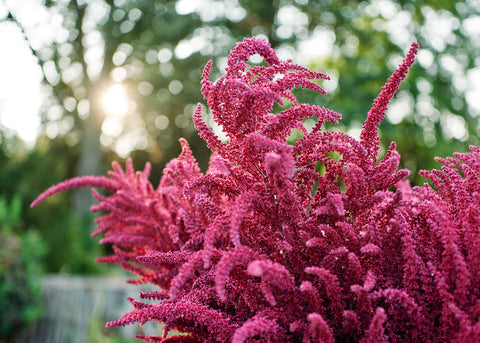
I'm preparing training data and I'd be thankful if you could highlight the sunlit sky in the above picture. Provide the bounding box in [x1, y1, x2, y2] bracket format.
[0, 19, 43, 146]
[1, 0, 480, 153]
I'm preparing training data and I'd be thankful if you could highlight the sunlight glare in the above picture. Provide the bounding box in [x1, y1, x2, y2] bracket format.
[103, 84, 128, 116]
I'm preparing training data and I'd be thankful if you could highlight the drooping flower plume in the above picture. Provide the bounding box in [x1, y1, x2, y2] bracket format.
[32, 38, 480, 342]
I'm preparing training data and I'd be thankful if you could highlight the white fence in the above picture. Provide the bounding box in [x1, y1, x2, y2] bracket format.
[12, 274, 160, 343]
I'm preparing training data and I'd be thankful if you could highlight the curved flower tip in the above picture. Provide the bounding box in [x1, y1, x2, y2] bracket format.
[232, 316, 285, 343]
[360, 41, 419, 163]
[308, 313, 335, 343]
[226, 37, 280, 72]
[361, 307, 387, 343]
[30, 176, 117, 208]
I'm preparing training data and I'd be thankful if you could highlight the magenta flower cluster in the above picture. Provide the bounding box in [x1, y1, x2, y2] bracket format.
[32, 38, 480, 342]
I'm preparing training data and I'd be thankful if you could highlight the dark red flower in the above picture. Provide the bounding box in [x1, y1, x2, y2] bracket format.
[33, 38, 480, 342]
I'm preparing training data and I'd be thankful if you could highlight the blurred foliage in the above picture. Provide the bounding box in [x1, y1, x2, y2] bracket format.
[0, 131, 106, 274]
[0, 0, 479, 274]
[0, 195, 46, 340]
[7, 0, 479, 180]
[86, 317, 133, 343]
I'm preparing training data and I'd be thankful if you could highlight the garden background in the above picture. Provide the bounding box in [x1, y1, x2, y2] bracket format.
[0, 0, 479, 341]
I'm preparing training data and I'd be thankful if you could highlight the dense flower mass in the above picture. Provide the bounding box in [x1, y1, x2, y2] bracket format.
[32, 38, 480, 342]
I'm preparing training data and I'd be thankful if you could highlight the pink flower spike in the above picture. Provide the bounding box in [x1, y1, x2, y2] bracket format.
[30, 176, 117, 208]
[360, 42, 419, 164]
[361, 307, 387, 343]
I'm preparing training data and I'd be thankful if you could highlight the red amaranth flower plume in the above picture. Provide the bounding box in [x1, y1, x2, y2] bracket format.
[32, 38, 480, 342]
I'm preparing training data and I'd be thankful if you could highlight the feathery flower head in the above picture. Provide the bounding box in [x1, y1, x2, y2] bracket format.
[32, 38, 480, 342]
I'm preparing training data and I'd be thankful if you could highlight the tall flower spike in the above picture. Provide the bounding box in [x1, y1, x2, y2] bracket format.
[360, 42, 419, 164]
[30, 175, 117, 207]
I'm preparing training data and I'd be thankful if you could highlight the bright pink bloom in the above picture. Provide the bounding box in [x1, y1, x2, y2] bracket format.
[33, 38, 480, 342]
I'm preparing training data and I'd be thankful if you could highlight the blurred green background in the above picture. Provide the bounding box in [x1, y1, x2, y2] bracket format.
[1, 0, 479, 340]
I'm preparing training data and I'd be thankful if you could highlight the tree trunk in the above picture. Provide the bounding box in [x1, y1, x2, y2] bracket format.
[72, 82, 105, 215]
